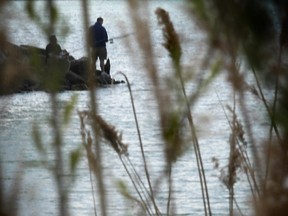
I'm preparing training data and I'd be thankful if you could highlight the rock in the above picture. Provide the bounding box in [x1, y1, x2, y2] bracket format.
[0, 42, 125, 95]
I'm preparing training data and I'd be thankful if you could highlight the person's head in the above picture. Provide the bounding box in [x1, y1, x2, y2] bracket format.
[49, 35, 57, 44]
[97, 17, 104, 25]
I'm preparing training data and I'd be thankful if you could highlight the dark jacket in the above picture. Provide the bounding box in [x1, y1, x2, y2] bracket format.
[89, 22, 108, 48]
[45, 43, 61, 62]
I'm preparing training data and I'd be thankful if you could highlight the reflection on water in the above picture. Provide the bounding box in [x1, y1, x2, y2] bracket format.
[0, 1, 268, 215]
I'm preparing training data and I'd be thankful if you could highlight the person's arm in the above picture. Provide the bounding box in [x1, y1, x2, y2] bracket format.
[104, 28, 108, 43]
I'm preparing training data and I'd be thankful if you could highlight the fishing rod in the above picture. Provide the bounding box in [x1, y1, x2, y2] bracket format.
[108, 32, 134, 44]
[69, 32, 134, 54]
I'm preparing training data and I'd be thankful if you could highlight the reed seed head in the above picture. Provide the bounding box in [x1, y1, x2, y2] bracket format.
[155, 8, 182, 65]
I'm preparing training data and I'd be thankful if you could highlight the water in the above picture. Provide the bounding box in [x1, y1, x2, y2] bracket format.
[0, 1, 270, 215]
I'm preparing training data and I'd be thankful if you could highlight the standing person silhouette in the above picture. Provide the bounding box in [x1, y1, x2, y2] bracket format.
[89, 17, 109, 73]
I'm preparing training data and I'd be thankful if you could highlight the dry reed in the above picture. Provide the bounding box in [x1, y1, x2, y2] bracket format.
[187, 1, 288, 216]
[156, 7, 212, 216]
[80, 0, 108, 215]
[78, 109, 159, 215]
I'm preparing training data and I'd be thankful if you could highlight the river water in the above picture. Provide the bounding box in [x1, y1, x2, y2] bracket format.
[0, 1, 270, 215]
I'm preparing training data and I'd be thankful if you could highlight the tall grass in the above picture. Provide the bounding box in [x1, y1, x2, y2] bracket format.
[1, 0, 288, 215]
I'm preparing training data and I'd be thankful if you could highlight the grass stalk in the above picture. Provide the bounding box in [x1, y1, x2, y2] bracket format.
[118, 72, 161, 215]
[124, 156, 158, 214]
[192, 128, 209, 216]
[50, 92, 68, 216]
[119, 156, 153, 215]
[216, 91, 259, 202]
[228, 61, 263, 199]
[46, 0, 68, 214]
[233, 197, 244, 216]
[80, 1, 107, 215]
[88, 165, 98, 216]
[239, 91, 262, 195]
[80, 109, 156, 214]
[228, 92, 237, 216]
[178, 64, 212, 216]
[251, 67, 282, 143]
[251, 67, 280, 194]
[264, 72, 280, 195]
[155, 7, 211, 215]
[78, 112, 96, 215]
[85, 133, 98, 216]
[176, 65, 211, 215]
[166, 165, 172, 216]
[250, 66, 283, 196]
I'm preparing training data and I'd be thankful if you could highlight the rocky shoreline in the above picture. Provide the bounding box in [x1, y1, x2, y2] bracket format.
[0, 42, 124, 95]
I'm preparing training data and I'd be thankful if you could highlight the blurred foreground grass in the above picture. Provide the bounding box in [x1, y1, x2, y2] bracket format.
[1, 0, 288, 215]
